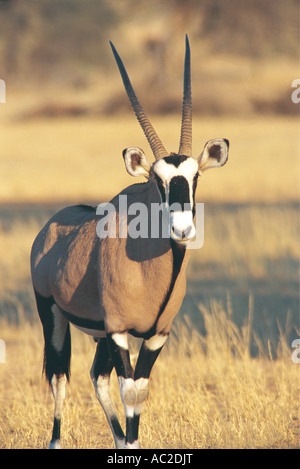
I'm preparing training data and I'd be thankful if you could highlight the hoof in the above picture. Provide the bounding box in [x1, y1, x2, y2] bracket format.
[125, 440, 140, 449]
[49, 439, 61, 449]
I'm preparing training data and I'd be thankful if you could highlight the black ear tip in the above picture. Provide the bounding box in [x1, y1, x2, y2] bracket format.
[122, 148, 127, 159]
[224, 139, 230, 148]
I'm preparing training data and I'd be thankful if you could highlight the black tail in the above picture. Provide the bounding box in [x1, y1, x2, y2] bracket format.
[33, 289, 71, 384]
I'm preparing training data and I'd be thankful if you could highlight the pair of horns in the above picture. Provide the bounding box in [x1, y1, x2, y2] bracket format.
[110, 35, 192, 160]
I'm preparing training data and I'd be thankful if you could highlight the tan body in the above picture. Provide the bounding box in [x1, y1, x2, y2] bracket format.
[31, 180, 188, 338]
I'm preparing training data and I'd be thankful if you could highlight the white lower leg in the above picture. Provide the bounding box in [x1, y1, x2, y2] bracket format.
[49, 374, 66, 449]
[52, 374, 67, 416]
[118, 377, 150, 449]
[93, 374, 125, 449]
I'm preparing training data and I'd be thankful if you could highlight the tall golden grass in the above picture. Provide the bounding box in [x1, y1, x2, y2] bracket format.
[0, 303, 298, 449]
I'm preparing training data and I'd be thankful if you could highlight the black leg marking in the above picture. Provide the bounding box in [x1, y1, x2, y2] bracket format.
[51, 417, 61, 443]
[129, 335, 168, 447]
[34, 290, 71, 449]
[34, 290, 71, 383]
[92, 337, 114, 378]
[126, 414, 140, 446]
[106, 333, 134, 380]
[106, 333, 139, 448]
[91, 338, 125, 448]
[135, 340, 165, 380]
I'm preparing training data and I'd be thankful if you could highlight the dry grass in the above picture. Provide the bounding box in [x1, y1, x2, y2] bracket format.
[0, 114, 299, 449]
[0, 115, 299, 204]
[189, 204, 299, 283]
[0, 1, 299, 449]
[0, 304, 298, 449]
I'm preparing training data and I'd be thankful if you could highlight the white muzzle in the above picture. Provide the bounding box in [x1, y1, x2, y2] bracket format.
[170, 210, 196, 244]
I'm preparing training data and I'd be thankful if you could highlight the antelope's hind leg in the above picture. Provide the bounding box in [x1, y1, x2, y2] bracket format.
[90, 338, 126, 449]
[34, 290, 71, 449]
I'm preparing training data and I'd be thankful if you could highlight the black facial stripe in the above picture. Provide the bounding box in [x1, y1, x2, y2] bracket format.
[192, 173, 198, 216]
[168, 176, 190, 210]
[155, 174, 166, 203]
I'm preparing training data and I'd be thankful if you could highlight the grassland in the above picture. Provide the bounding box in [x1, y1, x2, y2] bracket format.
[0, 114, 299, 449]
[0, 307, 298, 449]
[0, 115, 299, 204]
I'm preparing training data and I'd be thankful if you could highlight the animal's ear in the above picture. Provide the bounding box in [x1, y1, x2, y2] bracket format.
[122, 147, 151, 178]
[198, 138, 229, 173]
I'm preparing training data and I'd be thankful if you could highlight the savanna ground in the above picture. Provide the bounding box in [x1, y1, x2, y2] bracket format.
[0, 112, 299, 449]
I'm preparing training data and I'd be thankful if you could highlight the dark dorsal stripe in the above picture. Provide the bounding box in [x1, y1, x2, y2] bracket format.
[168, 176, 190, 210]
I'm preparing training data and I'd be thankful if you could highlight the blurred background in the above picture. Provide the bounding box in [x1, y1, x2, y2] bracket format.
[0, 0, 299, 355]
[0, 0, 298, 117]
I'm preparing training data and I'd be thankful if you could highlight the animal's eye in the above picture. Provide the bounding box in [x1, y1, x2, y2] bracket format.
[154, 174, 166, 202]
[155, 173, 164, 186]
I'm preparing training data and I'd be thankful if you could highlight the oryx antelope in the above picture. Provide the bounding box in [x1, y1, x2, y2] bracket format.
[31, 36, 229, 449]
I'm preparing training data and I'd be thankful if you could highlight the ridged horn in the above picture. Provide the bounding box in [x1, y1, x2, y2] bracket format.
[110, 41, 169, 161]
[178, 35, 192, 157]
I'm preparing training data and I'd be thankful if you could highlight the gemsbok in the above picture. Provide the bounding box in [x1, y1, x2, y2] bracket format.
[31, 35, 229, 449]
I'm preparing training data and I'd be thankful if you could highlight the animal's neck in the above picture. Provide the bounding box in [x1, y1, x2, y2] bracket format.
[153, 240, 186, 329]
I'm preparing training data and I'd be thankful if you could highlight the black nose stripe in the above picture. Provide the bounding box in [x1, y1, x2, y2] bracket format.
[169, 176, 190, 210]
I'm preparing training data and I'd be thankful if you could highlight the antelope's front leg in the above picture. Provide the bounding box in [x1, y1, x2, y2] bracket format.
[107, 332, 137, 448]
[133, 334, 169, 447]
[107, 332, 168, 448]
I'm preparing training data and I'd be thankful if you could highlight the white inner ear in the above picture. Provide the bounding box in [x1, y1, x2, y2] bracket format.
[198, 138, 229, 172]
[123, 147, 151, 178]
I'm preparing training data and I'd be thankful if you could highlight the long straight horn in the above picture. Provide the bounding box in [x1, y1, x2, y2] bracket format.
[110, 41, 168, 161]
[178, 35, 192, 157]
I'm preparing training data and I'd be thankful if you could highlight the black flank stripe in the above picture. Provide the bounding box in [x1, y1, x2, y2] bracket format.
[60, 309, 105, 331]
